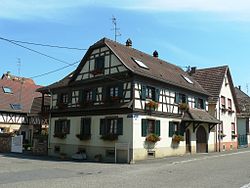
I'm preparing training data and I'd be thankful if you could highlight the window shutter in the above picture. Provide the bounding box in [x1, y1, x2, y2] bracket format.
[141, 85, 146, 100]
[169, 122, 175, 137]
[105, 86, 110, 101]
[117, 118, 123, 135]
[68, 92, 72, 103]
[246, 119, 249, 134]
[141, 119, 148, 137]
[66, 120, 70, 134]
[179, 122, 185, 136]
[54, 120, 60, 133]
[100, 119, 106, 135]
[84, 118, 91, 135]
[175, 92, 179, 103]
[79, 90, 84, 103]
[155, 88, 160, 102]
[92, 88, 97, 102]
[118, 84, 123, 98]
[194, 97, 198, 108]
[202, 99, 206, 109]
[155, 120, 160, 136]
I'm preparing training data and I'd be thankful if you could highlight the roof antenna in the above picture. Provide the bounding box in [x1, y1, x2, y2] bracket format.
[111, 16, 121, 42]
[17, 58, 21, 77]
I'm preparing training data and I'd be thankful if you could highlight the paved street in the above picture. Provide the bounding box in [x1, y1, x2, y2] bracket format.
[0, 149, 250, 188]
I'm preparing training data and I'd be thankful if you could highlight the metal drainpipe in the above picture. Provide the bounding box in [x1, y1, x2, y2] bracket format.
[47, 89, 52, 155]
[218, 97, 221, 152]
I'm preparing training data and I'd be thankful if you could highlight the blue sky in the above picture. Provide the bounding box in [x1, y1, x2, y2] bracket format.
[1, 0, 250, 93]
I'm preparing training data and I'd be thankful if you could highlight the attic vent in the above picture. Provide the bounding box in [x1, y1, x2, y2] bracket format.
[182, 75, 193, 84]
[131, 57, 149, 69]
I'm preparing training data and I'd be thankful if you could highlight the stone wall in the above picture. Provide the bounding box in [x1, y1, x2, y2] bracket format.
[32, 135, 48, 155]
[0, 135, 11, 152]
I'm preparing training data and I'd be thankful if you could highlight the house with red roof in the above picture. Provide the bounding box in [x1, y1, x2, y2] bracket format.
[0, 72, 42, 143]
[191, 66, 239, 151]
[38, 38, 220, 162]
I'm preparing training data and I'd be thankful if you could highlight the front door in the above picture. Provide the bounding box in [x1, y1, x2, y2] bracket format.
[196, 126, 207, 153]
[186, 129, 191, 153]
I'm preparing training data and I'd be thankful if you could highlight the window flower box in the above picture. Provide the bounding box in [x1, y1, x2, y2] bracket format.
[90, 69, 103, 76]
[53, 132, 67, 139]
[178, 103, 189, 112]
[76, 134, 91, 140]
[100, 134, 118, 141]
[172, 134, 184, 143]
[145, 133, 160, 143]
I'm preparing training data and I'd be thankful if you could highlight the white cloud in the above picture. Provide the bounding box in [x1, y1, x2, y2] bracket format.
[1, 0, 250, 21]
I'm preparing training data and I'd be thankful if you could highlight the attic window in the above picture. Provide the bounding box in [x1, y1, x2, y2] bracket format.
[3, 87, 12, 93]
[10, 104, 22, 110]
[182, 75, 193, 84]
[132, 57, 149, 69]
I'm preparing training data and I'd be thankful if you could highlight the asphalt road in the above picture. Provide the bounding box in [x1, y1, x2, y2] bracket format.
[0, 149, 250, 188]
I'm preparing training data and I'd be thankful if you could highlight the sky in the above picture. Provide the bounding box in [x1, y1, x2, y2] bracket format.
[1, 0, 250, 93]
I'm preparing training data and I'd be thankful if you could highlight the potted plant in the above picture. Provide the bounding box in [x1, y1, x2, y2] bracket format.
[178, 103, 189, 112]
[76, 134, 91, 140]
[145, 133, 160, 143]
[100, 134, 118, 141]
[172, 134, 184, 143]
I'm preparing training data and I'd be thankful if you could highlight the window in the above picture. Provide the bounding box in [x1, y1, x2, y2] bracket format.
[141, 85, 160, 102]
[195, 98, 205, 109]
[175, 93, 186, 104]
[80, 118, 91, 135]
[86, 90, 93, 101]
[141, 119, 160, 136]
[54, 120, 70, 134]
[132, 57, 149, 69]
[100, 118, 123, 136]
[2, 87, 12, 93]
[221, 96, 226, 109]
[106, 84, 123, 101]
[94, 56, 105, 71]
[110, 86, 119, 97]
[79, 88, 96, 103]
[228, 99, 232, 110]
[61, 93, 69, 103]
[10, 103, 22, 110]
[169, 121, 185, 137]
[231, 122, 235, 132]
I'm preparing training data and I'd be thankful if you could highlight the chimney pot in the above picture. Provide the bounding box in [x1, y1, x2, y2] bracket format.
[239, 85, 241, 90]
[126, 38, 132, 47]
[153, 50, 158, 58]
[189, 67, 196, 75]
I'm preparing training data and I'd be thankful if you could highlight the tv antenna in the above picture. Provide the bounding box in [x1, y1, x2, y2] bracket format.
[111, 16, 121, 41]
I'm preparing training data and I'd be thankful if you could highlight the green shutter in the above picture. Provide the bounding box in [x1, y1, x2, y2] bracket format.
[202, 99, 206, 109]
[100, 119, 106, 135]
[155, 120, 160, 136]
[84, 118, 91, 135]
[169, 122, 174, 137]
[141, 85, 146, 100]
[175, 92, 179, 103]
[92, 88, 97, 102]
[141, 119, 148, 137]
[54, 120, 59, 133]
[79, 90, 84, 103]
[66, 120, 70, 134]
[155, 88, 160, 102]
[118, 84, 123, 98]
[117, 118, 123, 135]
[194, 97, 198, 108]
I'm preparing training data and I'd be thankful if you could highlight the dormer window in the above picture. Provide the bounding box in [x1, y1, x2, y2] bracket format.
[10, 103, 22, 110]
[3, 87, 12, 93]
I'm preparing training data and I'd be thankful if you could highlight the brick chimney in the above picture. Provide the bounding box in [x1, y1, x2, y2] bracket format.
[126, 38, 132, 47]
[153, 50, 158, 58]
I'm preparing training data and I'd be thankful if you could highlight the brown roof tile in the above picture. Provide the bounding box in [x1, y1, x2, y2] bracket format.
[0, 74, 42, 113]
[235, 87, 250, 116]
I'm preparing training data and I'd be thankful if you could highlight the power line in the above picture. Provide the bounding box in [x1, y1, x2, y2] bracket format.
[30, 61, 80, 79]
[7, 38, 87, 51]
[0, 36, 76, 65]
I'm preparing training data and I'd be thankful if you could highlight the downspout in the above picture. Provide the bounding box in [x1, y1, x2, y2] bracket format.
[47, 89, 53, 155]
[218, 97, 221, 152]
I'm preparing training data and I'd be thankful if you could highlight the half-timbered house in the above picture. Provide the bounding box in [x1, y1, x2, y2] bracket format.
[38, 38, 219, 162]
[0, 72, 41, 143]
[191, 66, 239, 152]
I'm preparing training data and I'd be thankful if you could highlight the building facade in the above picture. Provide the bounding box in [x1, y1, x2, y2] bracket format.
[38, 38, 219, 162]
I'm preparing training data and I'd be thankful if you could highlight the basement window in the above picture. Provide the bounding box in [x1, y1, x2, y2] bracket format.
[132, 57, 149, 69]
[182, 75, 193, 84]
[2, 87, 12, 93]
[10, 104, 22, 110]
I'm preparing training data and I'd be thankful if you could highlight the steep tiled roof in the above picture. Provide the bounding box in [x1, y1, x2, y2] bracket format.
[0, 74, 42, 113]
[192, 66, 228, 103]
[29, 96, 51, 116]
[39, 38, 208, 96]
[235, 87, 250, 116]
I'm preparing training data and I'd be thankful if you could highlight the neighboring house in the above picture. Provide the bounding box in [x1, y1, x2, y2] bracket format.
[38, 38, 219, 162]
[191, 66, 239, 152]
[0, 72, 41, 143]
[234, 86, 250, 148]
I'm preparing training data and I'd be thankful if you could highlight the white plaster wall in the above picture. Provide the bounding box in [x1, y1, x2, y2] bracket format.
[216, 75, 237, 143]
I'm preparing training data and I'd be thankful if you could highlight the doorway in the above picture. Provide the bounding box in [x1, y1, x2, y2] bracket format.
[186, 129, 191, 153]
[196, 126, 207, 153]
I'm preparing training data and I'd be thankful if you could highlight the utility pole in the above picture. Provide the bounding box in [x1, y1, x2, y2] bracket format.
[111, 16, 121, 42]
